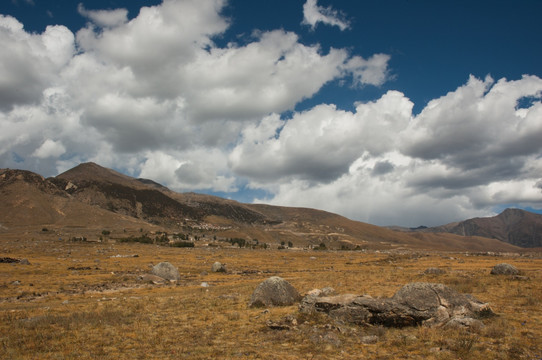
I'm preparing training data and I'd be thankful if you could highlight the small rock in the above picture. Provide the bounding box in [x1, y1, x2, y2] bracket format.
[360, 335, 378, 344]
[424, 267, 446, 275]
[19, 258, 30, 265]
[490, 263, 519, 275]
[306, 287, 336, 298]
[443, 316, 484, 330]
[200, 282, 209, 288]
[211, 262, 227, 273]
[139, 274, 167, 284]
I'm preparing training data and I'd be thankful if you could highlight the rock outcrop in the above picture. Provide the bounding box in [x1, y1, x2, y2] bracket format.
[249, 276, 301, 307]
[299, 282, 492, 328]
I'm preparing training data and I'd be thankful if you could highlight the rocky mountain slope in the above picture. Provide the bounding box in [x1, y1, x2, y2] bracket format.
[0, 163, 526, 252]
[424, 208, 542, 248]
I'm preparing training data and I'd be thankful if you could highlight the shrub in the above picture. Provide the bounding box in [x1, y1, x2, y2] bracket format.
[119, 234, 153, 244]
[171, 241, 195, 248]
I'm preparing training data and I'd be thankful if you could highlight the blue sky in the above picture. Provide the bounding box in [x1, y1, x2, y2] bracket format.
[1, 0, 541, 226]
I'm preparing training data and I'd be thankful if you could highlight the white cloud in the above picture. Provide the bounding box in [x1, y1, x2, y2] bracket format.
[140, 149, 237, 193]
[77, 3, 128, 28]
[32, 139, 66, 158]
[182, 30, 350, 120]
[230, 90, 413, 182]
[302, 0, 350, 31]
[236, 75, 542, 226]
[1, 1, 541, 227]
[345, 53, 391, 87]
[0, 15, 74, 110]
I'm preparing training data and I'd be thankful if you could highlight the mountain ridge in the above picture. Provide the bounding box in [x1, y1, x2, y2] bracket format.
[421, 208, 542, 248]
[0, 163, 529, 252]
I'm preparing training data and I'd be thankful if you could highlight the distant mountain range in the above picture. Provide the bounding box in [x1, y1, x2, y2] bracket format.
[1, 162, 539, 251]
[418, 208, 542, 248]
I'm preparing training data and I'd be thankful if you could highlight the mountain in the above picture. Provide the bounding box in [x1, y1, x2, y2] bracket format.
[0, 167, 152, 231]
[423, 208, 542, 248]
[0, 163, 526, 252]
[52, 162, 267, 225]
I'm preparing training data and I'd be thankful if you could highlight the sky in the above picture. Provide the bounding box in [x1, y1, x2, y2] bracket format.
[1, 0, 541, 227]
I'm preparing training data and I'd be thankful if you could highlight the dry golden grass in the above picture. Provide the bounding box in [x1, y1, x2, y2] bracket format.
[1, 234, 541, 359]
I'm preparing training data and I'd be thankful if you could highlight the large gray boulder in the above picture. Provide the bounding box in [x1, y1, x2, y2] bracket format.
[151, 262, 180, 282]
[299, 282, 492, 328]
[490, 263, 519, 275]
[249, 276, 302, 307]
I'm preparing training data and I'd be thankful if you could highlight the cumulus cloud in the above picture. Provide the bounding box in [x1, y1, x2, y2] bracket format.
[1, 1, 540, 227]
[345, 53, 391, 87]
[302, 0, 350, 31]
[182, 30, 350, 121]
[77, 3, 128, 28]
[229, 90, 412, 183]
[0, 15, 74, 110]
[237, 75, 542, 226]
[32, 139, 66, 158]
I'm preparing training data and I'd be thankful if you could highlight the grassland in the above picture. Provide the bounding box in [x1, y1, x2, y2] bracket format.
[1, 232, 541, 359]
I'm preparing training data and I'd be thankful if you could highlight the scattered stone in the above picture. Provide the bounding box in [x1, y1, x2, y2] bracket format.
[266, 315, 298, 330]
[310, 331, 341, 347]
[218, 293, 240, 301]
[211, 261, 227, 273]
[139, 274, 167, 284]
[306, 287, 336, 298]
[360, 335, 378, 344]
[151, 262, 180, 282]
[11, 280, 21, 285]
[423, 267, 446, 275]
[200, 271, 208, 276]
[68, 266, 93, 271]
[490, 263, 519, 275]
[299, 282, 493, 328]
[443, 316, 484, 330]
[249, 276, 302, 307]
[200, 282, 209, 288]
[511, 275, 530, 281]
[19, 258, 30, 265]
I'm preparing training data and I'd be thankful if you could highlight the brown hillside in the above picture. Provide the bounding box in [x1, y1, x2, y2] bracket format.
[0, 168, 153, 233]
[0, 164, 526, 252]
[426, 208, 542, 248]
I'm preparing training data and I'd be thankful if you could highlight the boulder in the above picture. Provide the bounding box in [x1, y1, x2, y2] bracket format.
[249, 276, 302, 307]
[299, 282, 492, 328]
[211, 261, 227, 273]
[490, 263, 519, 275]
[151, 262, 180, 282]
